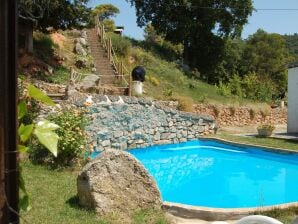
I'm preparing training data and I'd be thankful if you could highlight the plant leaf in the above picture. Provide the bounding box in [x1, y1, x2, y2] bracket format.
[18, 145, 28, 153]
[33, 120, 59, 157]
[18, 124, 34, 143]
[19, 166, 31, 211]
[28, 84, 55, 106]
[18, 101, 27, 119]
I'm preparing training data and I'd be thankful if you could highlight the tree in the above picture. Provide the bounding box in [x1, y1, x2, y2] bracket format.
[127, 0, 253, 81]
[93, 4, 120, 21]
[241, 29, 293, 93]
[19, 0, 91, 31]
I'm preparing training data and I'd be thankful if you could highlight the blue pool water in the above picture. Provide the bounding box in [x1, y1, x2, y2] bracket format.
[127, 140, 298, 208]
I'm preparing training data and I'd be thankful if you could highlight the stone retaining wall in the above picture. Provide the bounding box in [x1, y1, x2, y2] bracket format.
[194, 104, 287, 127]
[84, 96, 215, 151]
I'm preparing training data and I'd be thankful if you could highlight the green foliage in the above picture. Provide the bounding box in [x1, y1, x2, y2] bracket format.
[29, 109, 89, 167]
[33, 32, 56, 63]
[257, 124, 275, 132]
[217, 73, 275, 102]
[18, 83, 59, 211]
[284, 33, 298, 67]
[28, 84, 56, 106]
[109, 33, 132, 57]
[93, 4, 120, 21]
[147, 75, 160, 86]
[128, 0, 253, 74]
[19, 0, 91, 31]
[241, 29, 292, 93]
[103, 19, 116, 32]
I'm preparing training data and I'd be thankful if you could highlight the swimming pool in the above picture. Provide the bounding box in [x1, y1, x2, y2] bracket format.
[128, 139, 298, 209]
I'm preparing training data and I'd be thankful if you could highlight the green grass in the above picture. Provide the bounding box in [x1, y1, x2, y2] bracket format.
[21, 161, 168, 224]
[213, 132, 298, 151]
[126, 47, 256, 105]
[256, 207, 298, 224]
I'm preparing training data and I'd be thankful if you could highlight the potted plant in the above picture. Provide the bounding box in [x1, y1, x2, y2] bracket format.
[257, 124, 275, 137]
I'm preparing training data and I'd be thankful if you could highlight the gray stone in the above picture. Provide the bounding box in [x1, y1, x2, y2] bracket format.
[80, 30, 88, 39]
[79, 74, 100, 92]
[77, 149, 161, 215]
[161, 133, 170, 140]
[101, 140, 110, 147]
[74, 42, 87, 56]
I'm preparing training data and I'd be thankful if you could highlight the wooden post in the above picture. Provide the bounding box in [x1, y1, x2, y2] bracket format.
[0, 0, 19, 223]
[108, 38, 112, 62]
[101, 24, 104, 45]
[129, 72, 132, 96]
[120, 61, 123, 80]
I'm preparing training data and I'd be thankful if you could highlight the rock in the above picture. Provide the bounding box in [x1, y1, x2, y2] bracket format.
[81, 30, 88, 39]
[76, 37, 87, 46]
[79, 74, 100, 92]
[74, 42, 87, 56]
[77, 149, 161, 216]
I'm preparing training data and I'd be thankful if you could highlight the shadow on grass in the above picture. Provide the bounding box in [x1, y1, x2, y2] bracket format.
[66, 195, 92, 211]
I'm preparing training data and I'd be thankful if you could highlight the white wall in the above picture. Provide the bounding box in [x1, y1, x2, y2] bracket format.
[288, 67, 298, 133]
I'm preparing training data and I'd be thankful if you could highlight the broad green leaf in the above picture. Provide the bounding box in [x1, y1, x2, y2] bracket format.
[18, 124, 34, 143]
[33, 120, 59, 157]
[19, 168, 31, 211]
[28, 84, 55, 106]
[19, 195, 31, 212]
[18, 145, 28, 153]
[18, 101, 27, 119]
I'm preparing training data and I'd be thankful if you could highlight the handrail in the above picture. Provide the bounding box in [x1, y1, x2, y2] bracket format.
[95, 16, 132, 96]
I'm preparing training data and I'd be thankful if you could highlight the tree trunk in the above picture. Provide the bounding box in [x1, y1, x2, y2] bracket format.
[0, 0, 19, 223]
[25, 27, 33, 53]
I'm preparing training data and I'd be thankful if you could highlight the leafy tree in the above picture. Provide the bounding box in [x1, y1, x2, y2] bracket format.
[19, 0, 91, 31]
[241, 29, 293, 93]
[93, 4, 120, 21]
[127, 0, 253, 81]
[210, 38, 244, 83]
[283, 33, 298, 67]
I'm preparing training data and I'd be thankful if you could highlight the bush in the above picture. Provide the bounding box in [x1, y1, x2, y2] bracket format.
[147, 75, 160, 86]
[29, 108, 90, 167]
[174, 96, 194, 112]
[33, 32, 57, 63]
[110, 33, 132, 57]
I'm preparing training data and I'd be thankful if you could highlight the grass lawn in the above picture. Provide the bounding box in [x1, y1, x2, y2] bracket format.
[20, 161, 168, 224]
[214, 132, 298, 152]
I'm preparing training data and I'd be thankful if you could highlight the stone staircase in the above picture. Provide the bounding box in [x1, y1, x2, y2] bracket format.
[87, 28, 128, 95]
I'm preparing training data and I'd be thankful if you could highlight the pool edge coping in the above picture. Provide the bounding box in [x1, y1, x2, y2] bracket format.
[199, 137, 298, 154]
[162, 201, 298, 221]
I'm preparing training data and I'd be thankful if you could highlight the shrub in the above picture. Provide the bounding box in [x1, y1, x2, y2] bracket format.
[33, 32, 57, 63]
[217, 81, 232, 97]
[110, 33, 132, 57]
[249, 108, 257, 120]
[29, 108, 90, 167]
[162, 88, 173, 97]
[212, 105, 221, 118]
[229, 106, 236, 116]
[147, 75, 160, 86]
[174, 96, 194, 112]
[257, 124, 275, 132]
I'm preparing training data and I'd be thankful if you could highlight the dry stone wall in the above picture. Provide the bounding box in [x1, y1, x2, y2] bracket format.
[194, 104, 287, 127]
[81, 96, 215, 151]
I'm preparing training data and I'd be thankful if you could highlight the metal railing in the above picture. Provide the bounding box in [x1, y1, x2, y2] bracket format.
[95, 16, 132, 96]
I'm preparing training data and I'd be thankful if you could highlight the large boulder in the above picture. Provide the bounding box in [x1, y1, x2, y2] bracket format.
[77, 149, 162, 216]
[79, 74, 100, 92]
